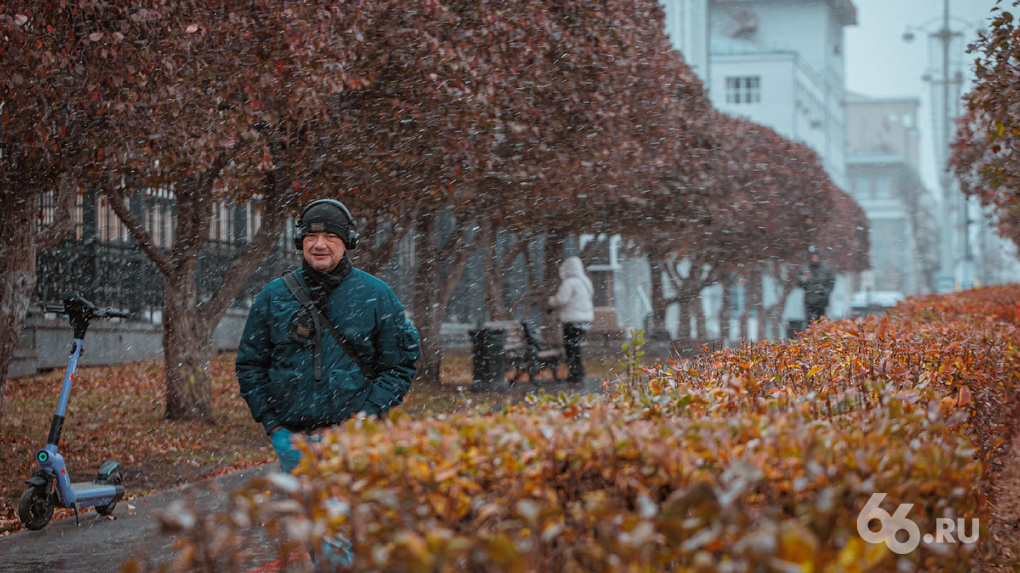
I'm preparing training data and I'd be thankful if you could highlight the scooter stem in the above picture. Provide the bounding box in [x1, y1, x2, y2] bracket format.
[47, 338, 83, 447]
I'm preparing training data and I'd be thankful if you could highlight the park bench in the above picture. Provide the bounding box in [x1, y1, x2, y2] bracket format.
[483, 320, 563, 384]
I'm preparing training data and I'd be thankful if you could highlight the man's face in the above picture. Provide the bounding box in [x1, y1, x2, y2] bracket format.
[303, 232, 346, 273]
[810, 254, 820, 264]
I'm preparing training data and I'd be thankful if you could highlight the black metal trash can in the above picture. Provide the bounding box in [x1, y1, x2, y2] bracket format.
[469, 326, 507, 391]
[787, 319, 807, 338]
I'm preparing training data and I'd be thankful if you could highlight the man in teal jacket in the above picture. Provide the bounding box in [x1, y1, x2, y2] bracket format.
[236, 199, 420, 474]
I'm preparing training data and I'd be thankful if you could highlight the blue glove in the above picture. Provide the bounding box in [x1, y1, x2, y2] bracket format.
[321, 532, 353, 568]
[270, 428, 302, 474]
[312, 499, 353, 567]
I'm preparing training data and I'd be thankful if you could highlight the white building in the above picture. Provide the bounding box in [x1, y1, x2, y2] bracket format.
[661, 0, 710, 80]
[663, 0, 856, 184]
[705, 0, 856, 188]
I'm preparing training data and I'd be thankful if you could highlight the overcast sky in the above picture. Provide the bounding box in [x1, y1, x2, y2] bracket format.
[845, 0, 1002, 190]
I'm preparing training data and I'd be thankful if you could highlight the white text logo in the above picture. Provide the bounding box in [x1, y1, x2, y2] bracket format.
[856, 493, 978, 554]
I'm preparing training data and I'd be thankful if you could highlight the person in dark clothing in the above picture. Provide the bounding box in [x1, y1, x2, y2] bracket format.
[236, 199, 420, 473]
[798, 245, 836, 322]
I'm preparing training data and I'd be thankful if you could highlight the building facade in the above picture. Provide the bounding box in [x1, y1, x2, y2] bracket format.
[661, 0, 710, 80]
[706, 0, 856, 188]
[845, 93, 938, 296]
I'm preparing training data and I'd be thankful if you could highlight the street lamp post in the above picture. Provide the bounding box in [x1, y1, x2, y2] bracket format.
[904, 0, 982, 293]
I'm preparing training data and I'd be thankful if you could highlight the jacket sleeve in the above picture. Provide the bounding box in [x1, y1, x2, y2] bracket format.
[548, 280, 573, 309]
[235, 287, 283, 434]
[362, 290, 420, 416]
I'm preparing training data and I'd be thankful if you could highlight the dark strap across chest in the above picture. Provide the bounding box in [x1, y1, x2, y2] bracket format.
[281, 271, 376, 382]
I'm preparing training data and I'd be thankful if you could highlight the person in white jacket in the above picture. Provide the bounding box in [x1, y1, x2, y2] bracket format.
[548, 256, 595, 383]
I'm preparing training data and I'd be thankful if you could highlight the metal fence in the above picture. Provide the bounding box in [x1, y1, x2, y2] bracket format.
[33, 192, 299, 317]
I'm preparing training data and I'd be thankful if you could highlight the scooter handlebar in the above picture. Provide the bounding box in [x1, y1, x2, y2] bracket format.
[42, 305, 131, 319]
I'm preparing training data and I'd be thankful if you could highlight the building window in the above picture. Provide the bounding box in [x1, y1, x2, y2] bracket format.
[97, 195, 130, 244]
[874, 174, 892, 199]
[726, 76, 761, 104]
[850, 175, 865, 199]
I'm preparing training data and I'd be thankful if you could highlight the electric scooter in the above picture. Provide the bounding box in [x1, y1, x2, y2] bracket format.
[18, 293, 130, 530]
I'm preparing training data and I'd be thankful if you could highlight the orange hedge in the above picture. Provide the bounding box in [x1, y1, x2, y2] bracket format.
[152, 285, 1020, 572]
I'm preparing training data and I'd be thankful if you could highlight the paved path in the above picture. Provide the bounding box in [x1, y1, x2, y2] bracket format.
[0, 465, 270, 572]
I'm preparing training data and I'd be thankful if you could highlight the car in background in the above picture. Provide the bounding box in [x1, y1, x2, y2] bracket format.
[850, 290, 905, 316]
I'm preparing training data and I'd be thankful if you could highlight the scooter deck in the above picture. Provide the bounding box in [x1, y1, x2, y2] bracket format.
[69, 481, 125, 498]
[70, 481, 107, 490]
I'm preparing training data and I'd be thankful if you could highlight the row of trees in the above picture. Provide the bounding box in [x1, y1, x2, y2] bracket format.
[640, 113, 867, 341]
[1, 1, 866, 428]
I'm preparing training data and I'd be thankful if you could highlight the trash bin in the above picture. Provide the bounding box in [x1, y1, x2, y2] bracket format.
[469, 326, 507, 391]
[786, 319, 806, 338]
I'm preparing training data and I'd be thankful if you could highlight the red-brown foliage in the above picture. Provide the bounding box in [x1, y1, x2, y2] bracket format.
[160, 285, 1020, 571]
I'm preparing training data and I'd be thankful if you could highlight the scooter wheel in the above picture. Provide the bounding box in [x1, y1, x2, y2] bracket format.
[95, 470, 122, 516]
[18, 485, 55, 530]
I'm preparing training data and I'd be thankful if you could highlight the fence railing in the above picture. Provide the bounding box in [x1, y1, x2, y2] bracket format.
[34, 239, 299, 316]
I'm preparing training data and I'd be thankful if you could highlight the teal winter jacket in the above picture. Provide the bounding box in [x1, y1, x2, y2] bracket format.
[236, 268, 419, 434]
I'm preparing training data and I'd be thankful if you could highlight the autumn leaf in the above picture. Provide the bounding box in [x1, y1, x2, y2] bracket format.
[958, 385, 973, 407]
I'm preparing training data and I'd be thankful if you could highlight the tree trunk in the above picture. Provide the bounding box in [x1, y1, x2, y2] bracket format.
[747, 272, 763, 340]
[411, 209, 479, 384]
[664, 260, 700, 345]
[738, 278, 750, 341]
[676, 298, 693, 342]
[412, 210, 443, 384]
[674, 280, 707, 345]
[645, 247, 671, 341]
[162, 267, 215, 421]
[762, 261, 797, 338]
[720, 280, 732, 345]
[0, 177, 76, 434]
[540, 227, 566, 344]
[693, 289, 707, 343]
[480, 219, 510, 320]
[355, 206, 417, 277]
[158, 195, 289, 422]
[0, 192, 41, 433]
[107, 152, 293, 421]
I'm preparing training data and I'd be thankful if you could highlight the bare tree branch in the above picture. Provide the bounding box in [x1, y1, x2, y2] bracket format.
[106, 190, 175, 276]
[355, 204, 419, 276]
[198, 177, 297, 322]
